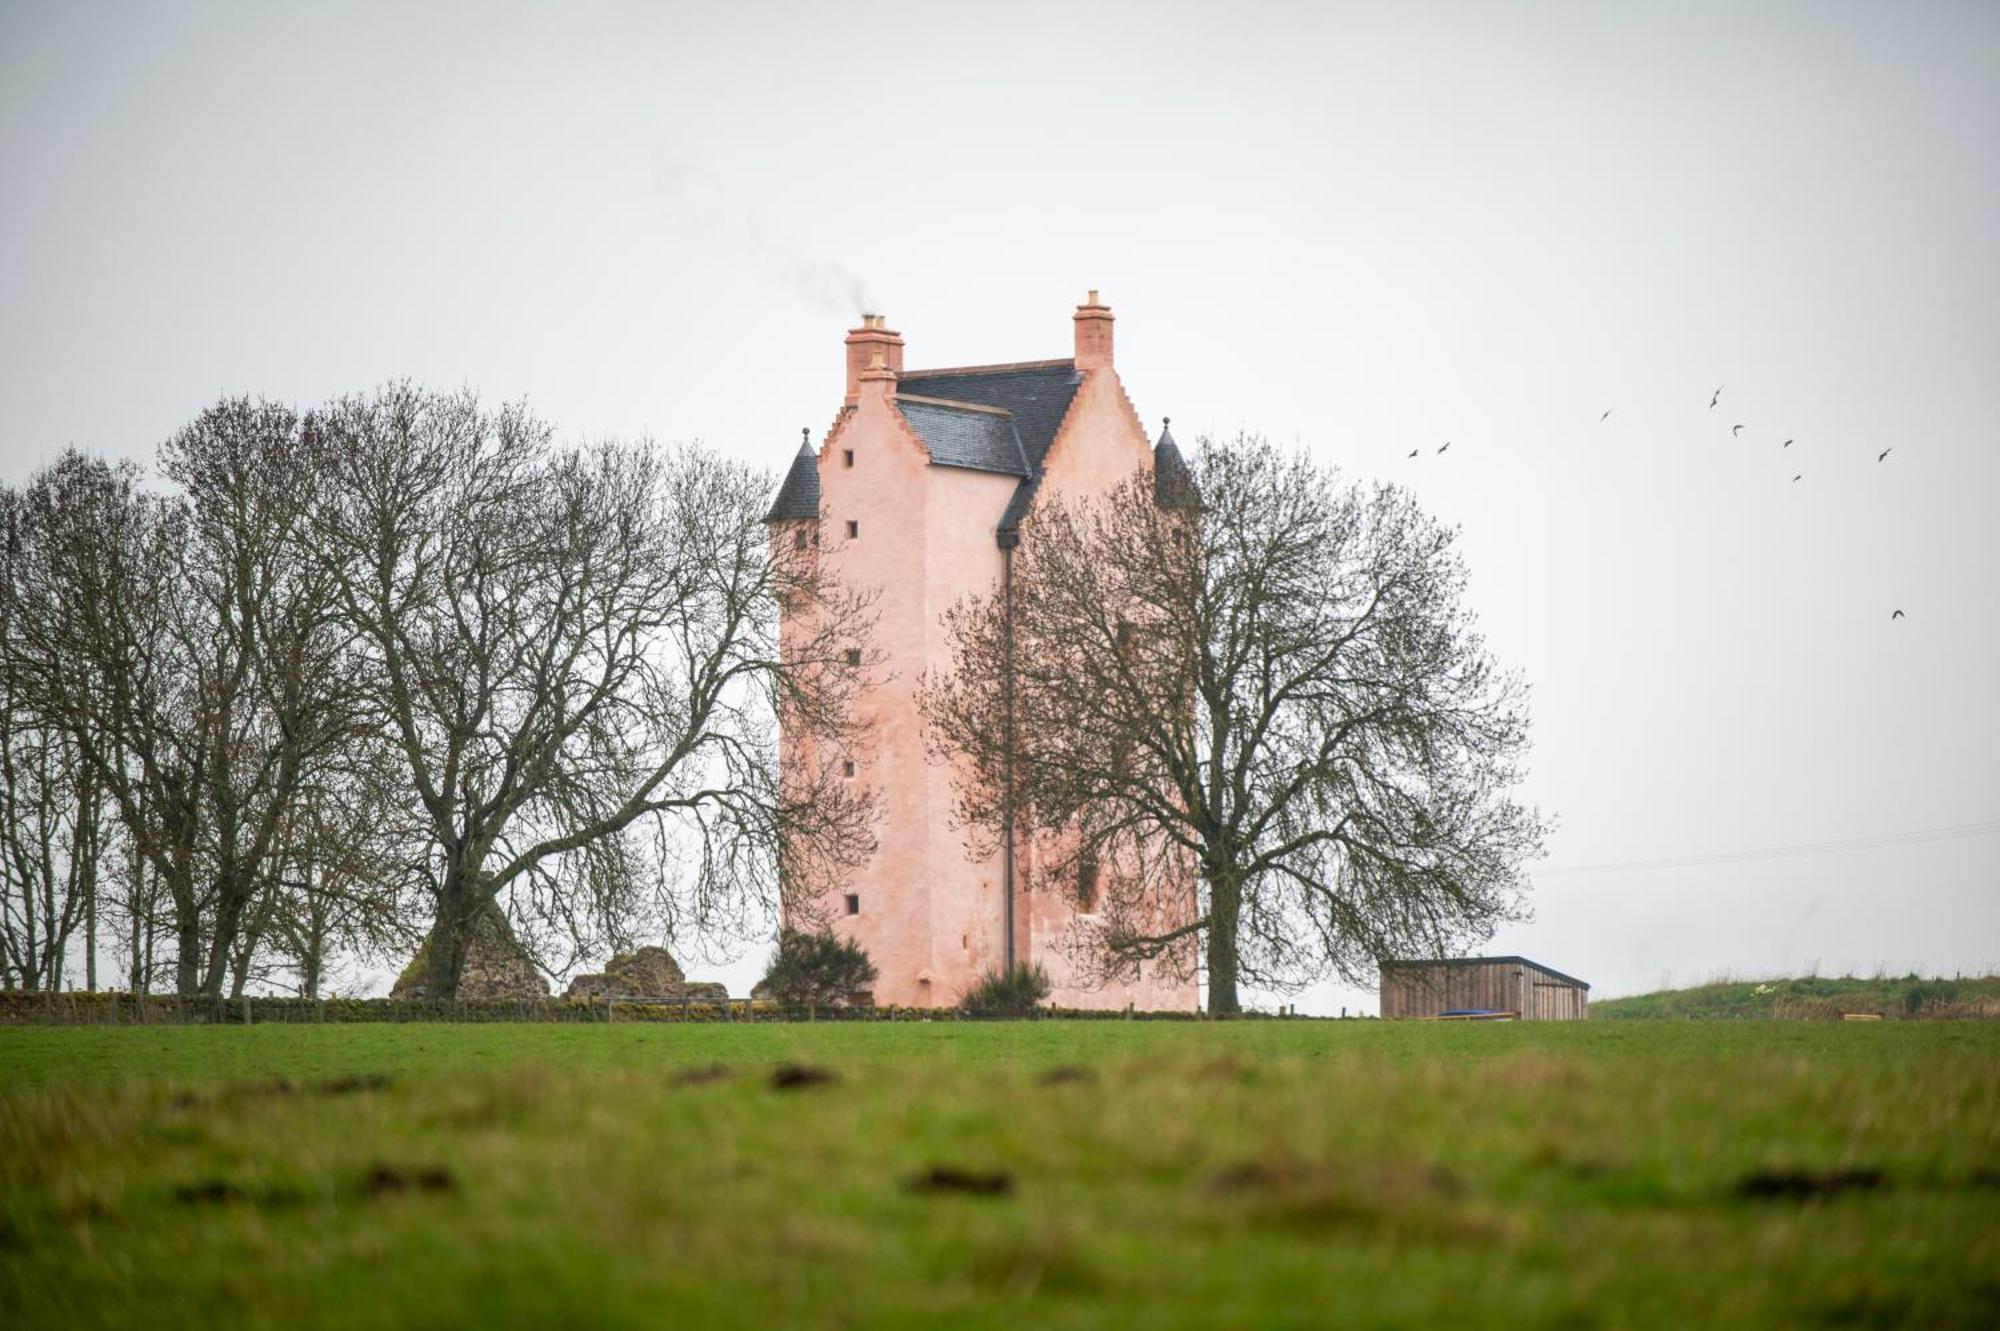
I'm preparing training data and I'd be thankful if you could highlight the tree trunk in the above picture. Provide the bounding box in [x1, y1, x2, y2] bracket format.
[202, 859, 254, 997]
[84, 876, 96, 991]
[82, 780, 100, 991]
[174, 893, 201, 997]
[425, 857, 483, 1001]
[1206, 872, 1242, 1017]
[127, 863, 143, 995]
[299, 846, 324, 1001]
[19, 860, 36, 990]
[227, 945, 250, 999]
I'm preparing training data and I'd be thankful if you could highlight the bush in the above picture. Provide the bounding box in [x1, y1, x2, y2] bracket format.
[1902, 979, 1960, 1015]
[757, 930, 878, 1008]
[959, 963, 1052, 1017]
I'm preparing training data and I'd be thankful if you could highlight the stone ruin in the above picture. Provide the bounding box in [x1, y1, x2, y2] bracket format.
[388, 906, 729, 1004]
[564, 945, 728, 1003]
[390, 900, 549, 1001]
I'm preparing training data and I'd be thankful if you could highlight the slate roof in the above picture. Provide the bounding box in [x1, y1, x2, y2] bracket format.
[763, 433, 820, 523]
[1153, 419, 1200, 509]
[895, 396, 1029, 476]
[897, 361, 1082, 539]
[765, 357, 1183, 542]
[897, 361, 1082, 472]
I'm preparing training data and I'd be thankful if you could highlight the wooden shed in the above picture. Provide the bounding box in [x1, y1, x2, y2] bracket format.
[1379, 956, 1590, 1020]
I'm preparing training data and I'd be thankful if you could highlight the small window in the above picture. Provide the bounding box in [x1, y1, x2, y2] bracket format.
[844, 894, 860, 916]
[845, 519, 859, 539]
[843, 449, 854, 468]
[1077, 849, 1100, 909]
[842, 759, 856, 778]
[845, 648, 862, 667]
[793, 528, 808, 550]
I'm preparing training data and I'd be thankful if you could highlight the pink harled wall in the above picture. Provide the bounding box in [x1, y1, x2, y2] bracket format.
[787, 298, 1199, 1013]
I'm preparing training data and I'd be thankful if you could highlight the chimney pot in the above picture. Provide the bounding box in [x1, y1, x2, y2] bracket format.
[1073, 289, 1114, 371]
[844, 313, 904, 403]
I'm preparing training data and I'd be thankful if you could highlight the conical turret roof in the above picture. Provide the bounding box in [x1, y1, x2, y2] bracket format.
[764, 429, 821, 523]
[1153, 418, 1200, 510]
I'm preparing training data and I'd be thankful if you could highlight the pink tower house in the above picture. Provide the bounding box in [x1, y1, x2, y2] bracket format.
[766, 293, 1200, 1011]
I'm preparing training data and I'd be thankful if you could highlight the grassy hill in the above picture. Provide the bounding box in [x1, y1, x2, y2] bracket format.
[1592, 973, 2000, 1020]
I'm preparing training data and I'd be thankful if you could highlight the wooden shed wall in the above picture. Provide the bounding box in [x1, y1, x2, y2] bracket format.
[1379, 960, 1587, 1020]
[1526, 976, 1587, 1020]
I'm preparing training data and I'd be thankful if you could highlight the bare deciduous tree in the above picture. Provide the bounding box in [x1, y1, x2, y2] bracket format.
[159, 400, 362, 995]
[5, 453, 203, 992]
[0, 499, 105, 989]
[926, 433, 1547, 1015]
[312, 386, 873, 999]
[5, 400, 357, 997]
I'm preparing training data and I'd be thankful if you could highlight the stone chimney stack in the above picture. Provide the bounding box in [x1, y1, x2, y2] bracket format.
[844, 314, 904, 404]
[1072, 289, 1114, 371]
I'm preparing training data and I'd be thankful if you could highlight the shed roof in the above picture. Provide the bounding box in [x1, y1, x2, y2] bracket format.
[1380, 956, 1591, 991]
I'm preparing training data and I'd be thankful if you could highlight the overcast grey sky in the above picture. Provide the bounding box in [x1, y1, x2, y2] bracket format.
[4, 0, 1995, 1009]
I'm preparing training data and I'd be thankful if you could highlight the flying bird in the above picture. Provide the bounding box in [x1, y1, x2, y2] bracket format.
[1600, 409, 1613, 422]
[1878, 448, 1893, 462]
[1710, 386, 1723, 408]
[1782, 439, 1794, 448]
[1408, 449, 1419, 459]
[1437, 441, 1451, 454]
[1732, 424, 1745, 436]
[1891, 609, 1906, 620]
[1792, 474, 1802, 483]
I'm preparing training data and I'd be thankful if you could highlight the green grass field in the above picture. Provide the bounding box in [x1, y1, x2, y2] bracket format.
[4, 1020, 1996, 1328]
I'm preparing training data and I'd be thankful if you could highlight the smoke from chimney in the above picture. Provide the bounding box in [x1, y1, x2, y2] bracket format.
[652, 150, 874, 316]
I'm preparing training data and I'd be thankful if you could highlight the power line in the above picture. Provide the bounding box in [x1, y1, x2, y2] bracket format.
[1533, 818, 2000, 878]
